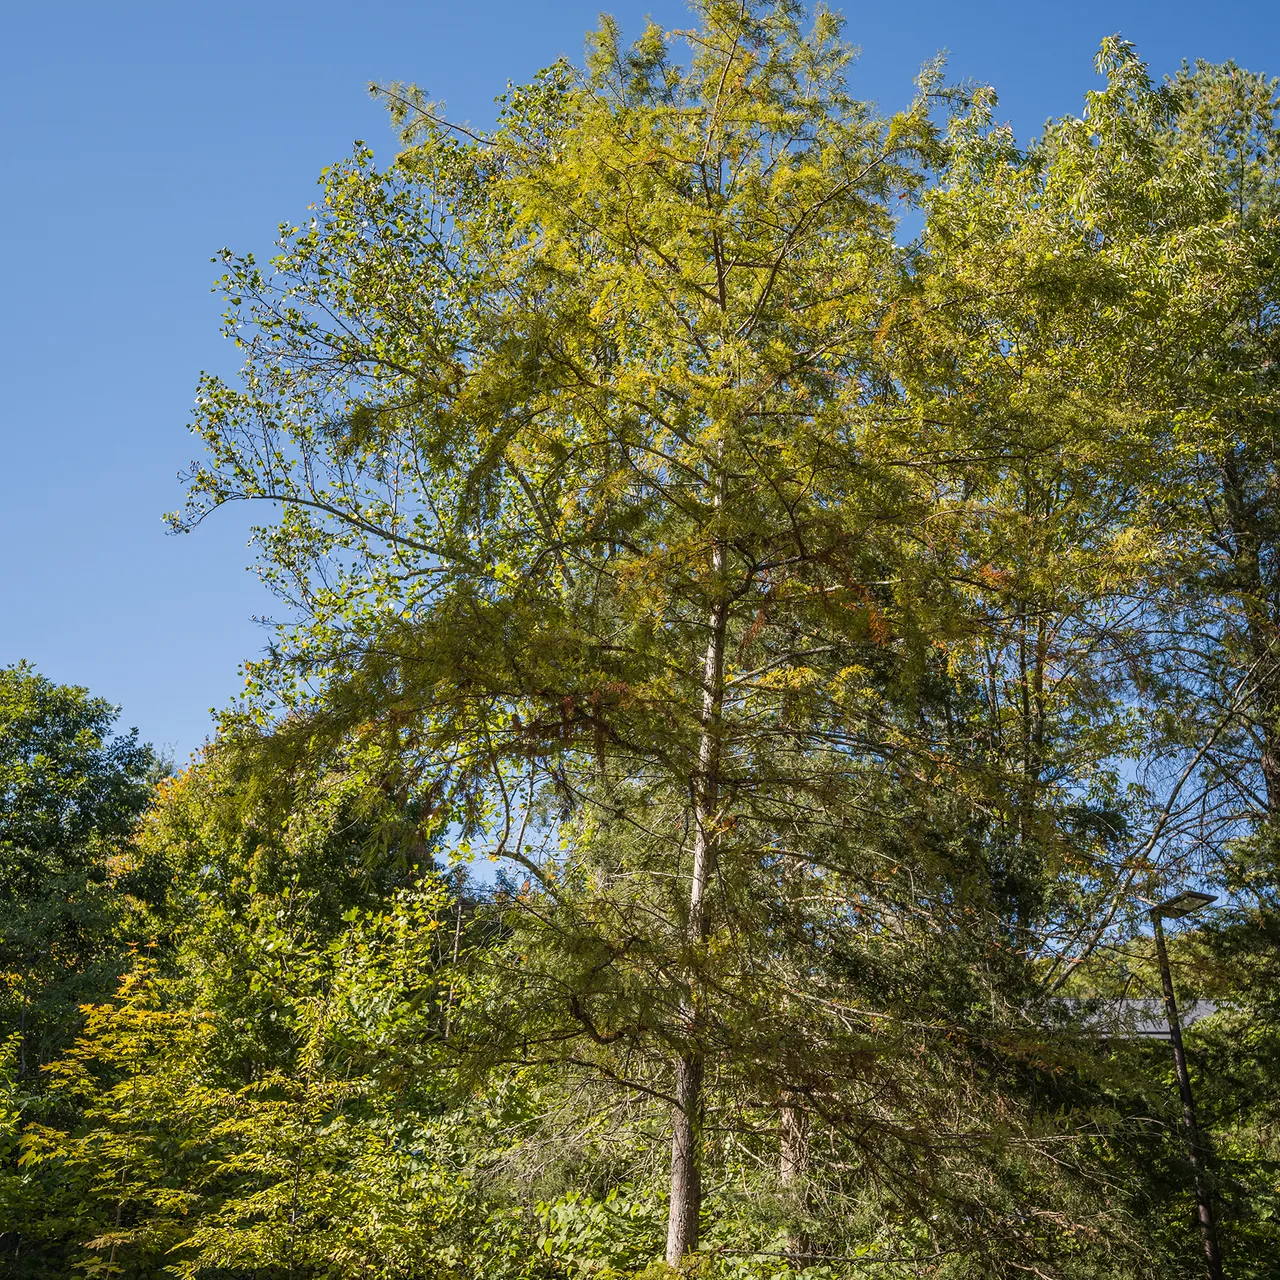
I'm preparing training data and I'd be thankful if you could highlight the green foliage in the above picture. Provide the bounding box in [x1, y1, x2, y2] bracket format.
[0, 663, 159, 1274]
[7, 738, 469, 1277]
[10, 6, 1280, 1278]
[0, 661, 158, 1075]
[158, 6, 1280, 1273]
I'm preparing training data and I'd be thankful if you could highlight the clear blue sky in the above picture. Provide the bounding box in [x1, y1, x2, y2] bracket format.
[3, 0, 1278, 760]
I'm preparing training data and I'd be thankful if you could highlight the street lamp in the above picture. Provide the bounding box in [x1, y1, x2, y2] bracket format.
[1149, 890, 1223, 1280]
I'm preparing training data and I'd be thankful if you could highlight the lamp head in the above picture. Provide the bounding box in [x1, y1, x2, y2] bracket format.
[1150, 890, 1217, 920]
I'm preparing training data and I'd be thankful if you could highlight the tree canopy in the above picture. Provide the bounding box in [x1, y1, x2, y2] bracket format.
[0, 661, 157, 1076]
[6, 4, 1280, 1278]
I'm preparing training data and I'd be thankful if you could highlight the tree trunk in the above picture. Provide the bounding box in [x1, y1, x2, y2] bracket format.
[667, 1053, 705, 1263]
[780, 1094, 810, 1255]
[779, 1098, 809, 1185]
[777, 850, 811, 1253]
[666, 518, 728, 1267]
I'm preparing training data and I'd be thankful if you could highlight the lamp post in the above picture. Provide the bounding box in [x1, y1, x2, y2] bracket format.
[1149, 890, 1223, 1280]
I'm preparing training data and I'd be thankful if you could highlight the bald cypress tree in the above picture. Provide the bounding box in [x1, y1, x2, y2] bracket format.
[176, 8, 1202, 1269]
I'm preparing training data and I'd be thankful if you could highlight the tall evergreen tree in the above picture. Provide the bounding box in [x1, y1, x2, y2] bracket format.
[176, 2, 999, 1261]
[165, 7, 1280, 1273]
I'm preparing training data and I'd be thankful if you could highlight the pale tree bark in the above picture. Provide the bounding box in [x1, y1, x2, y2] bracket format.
[779, 1092, 811, 1256]
[666, 515, 728, 1267]
[779, 1098, 810, 1186]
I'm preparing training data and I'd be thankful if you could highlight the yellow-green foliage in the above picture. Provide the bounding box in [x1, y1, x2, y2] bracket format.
[8, 5, 1280, 1278]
